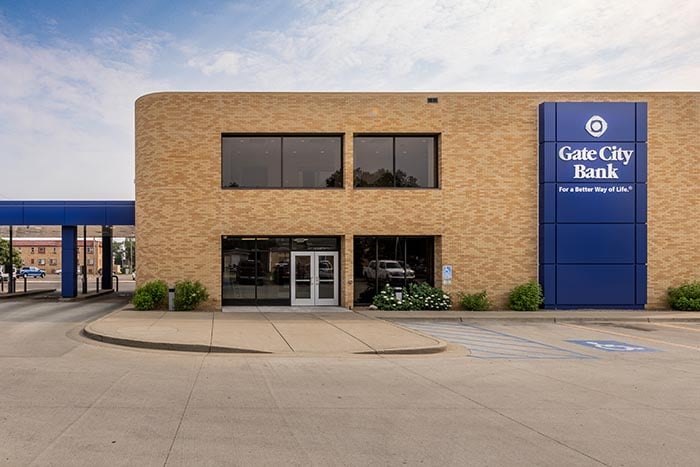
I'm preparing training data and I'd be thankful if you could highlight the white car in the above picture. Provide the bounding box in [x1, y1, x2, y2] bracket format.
[364, 260, 415, 284]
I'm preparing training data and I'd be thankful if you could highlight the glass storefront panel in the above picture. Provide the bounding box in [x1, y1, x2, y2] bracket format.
[222, 238, 256, 301]
[317, 254, 335, 299]
[223, 236, 340, 306]
[353, 236, 434, 305]
[256, 238, 291, 301]
[291, 237, 339, 251]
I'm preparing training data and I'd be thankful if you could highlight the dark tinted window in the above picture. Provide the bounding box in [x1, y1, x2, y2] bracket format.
[354, 137, 394, 187]
[223, 136, 342, 188]
[353, 236, 434, 305]
[395, 137, 436, 187]
[222, 137, 281, 188]
[283, 137, 342, 188]
[353, 136, 437, 188]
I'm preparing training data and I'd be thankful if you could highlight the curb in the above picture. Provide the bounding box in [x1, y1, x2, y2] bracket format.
[82, 322, 270, 354]
[0, 289, 57, 299]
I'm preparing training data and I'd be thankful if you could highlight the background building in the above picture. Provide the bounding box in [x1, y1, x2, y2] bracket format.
[12, 239, 103, 274]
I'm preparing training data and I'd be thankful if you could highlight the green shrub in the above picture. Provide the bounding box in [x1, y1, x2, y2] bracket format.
[668, 282, 700, 311]
[132, 280, 168, 311]
[458, 290, 490, 311]
[174, 280, 209, 311]
[508, 281, 543, 311]
[371, 282, 451, 311]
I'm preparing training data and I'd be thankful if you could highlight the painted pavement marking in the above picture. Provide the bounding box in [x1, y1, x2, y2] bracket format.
[651, 322, 700, 333]
[567, 340, 658, 352]
[561, 323, 700, 352]
[396, 321, 595, 360]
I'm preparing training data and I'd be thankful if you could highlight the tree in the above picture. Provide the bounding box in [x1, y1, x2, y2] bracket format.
[0, 238, 22, 269]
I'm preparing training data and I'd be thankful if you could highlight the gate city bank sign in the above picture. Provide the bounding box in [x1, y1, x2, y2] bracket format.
[538, 102, 647, 309]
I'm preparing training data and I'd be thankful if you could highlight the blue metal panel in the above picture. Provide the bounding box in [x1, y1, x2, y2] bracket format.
[636, 265, 647, 305]
[106, 205, 136, 225]
[539, 103, 556, 142]
[61, 226, 78, 298]
[540, 264, 556, 307]
[636, 184, 647, 223]
[539, 224, 555, 264]
[636, 224, 647, 263]
[635, 143, 647, 183]
[636, 103, 648, 142]
[540, 183, 556, 223]
[556, 143, 636, 183]
[24, 206, 65, 224]
[556, 103, 637, 142]
[557, 224, 635, 264]
[557, 184, 636, 223]
[0, 201, 135, 225]
[0, 205, 24, 224]
[539, 143, 556, 183]
[65, 206, 106, 225]
[557, 265, 636, 305]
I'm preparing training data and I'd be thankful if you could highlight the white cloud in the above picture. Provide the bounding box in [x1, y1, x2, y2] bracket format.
[0, 23, 171, 199]
[188, 51, 241, 76]
[185, 0, 700, 91]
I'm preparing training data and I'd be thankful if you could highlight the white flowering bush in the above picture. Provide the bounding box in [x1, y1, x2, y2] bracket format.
[372, 283, 451, 311]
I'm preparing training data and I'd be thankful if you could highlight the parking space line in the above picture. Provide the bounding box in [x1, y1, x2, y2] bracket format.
[652, 322, 700, 333]
[560, 323, 700, 351]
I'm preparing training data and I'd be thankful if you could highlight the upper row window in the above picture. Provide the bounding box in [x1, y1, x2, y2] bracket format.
[221, 134, 438, 189]
[354, 136, 438, 188]
[222, 136, 342, 188]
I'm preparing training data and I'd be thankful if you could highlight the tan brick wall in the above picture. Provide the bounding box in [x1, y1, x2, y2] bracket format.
[135, 92, 700, 310]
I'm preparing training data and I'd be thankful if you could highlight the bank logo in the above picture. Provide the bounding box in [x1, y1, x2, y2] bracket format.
[585, 115, 608, 138]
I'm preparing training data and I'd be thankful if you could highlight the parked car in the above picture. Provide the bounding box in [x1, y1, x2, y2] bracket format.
[363, 260, 415, 284]
[56, 268, 82, 275]
[0, 266, 15, 281]
[16, 266, 46, 278]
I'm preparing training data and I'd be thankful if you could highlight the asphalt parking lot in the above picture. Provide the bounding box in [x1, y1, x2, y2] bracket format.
[0, 299, 698, 466]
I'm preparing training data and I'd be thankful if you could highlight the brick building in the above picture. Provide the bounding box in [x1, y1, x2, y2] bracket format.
[135, 92, 699, 310]
[12, 239, 103, 274]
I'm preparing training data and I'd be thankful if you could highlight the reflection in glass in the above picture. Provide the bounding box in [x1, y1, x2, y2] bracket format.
[222, 137, 281, 188]
[222, 238, 256, 300]
[283, 137, 342, 188]
[292, 237, 339, 251]
[295, 255, 312, 299]
[395, 137, 436, 187]
[353, 137, 394, 187]
[354, 136, 437, 188]
[353, 236, 434, 305]
[257, 238, 291, 301]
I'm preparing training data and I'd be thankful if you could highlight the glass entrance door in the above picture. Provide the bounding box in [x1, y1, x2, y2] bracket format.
[291, 252, 338, 306]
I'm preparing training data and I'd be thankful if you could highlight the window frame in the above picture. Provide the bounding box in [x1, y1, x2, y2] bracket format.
[221, 133, 344, 190]
[353, 134, 440, 189]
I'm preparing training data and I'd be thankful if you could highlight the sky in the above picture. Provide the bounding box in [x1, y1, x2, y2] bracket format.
[0, 0, 698, 200]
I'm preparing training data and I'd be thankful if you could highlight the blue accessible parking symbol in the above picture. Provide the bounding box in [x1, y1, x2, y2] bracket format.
[567, 340, 659, 352]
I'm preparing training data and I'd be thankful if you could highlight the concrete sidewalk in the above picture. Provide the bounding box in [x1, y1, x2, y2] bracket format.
[358, 309, 700, 322]
[83, 307, 448, 354]
[83, 306, 700, 355]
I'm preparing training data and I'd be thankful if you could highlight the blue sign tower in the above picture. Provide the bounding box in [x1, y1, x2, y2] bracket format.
[539, 102, 647, 309]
